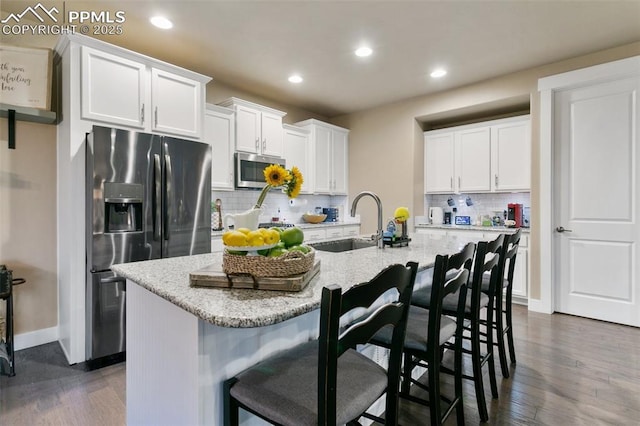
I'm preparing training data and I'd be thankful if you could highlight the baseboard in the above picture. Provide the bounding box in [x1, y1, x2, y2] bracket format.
[527, 298, 553, 314]
[14, 326, 59, 351]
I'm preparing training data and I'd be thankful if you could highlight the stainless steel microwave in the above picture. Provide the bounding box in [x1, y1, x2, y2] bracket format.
[235, 152, 286, 189]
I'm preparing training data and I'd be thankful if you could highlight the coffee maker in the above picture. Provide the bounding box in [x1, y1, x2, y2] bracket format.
[507, 203, 524, 228]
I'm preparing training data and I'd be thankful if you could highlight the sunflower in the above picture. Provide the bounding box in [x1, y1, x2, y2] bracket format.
[264, 165, 289, 187]
[285, 166, 303, 198]
[254, 164, 304, 209]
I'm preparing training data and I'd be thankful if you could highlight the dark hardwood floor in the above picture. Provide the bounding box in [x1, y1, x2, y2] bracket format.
[1, 305, 639, 425]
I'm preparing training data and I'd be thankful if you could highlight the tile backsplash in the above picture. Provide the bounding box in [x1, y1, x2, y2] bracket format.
[212, 189, 349, 224]
[423, 192, 530, 225]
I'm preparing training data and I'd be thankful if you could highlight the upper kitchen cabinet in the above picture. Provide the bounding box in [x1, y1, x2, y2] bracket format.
[424, 132, 455, 193]
[491, 116, 531, 191]
[283, 124, 313, 194]
[205, 104, 235, 190]
[79, 41, 209, 139]
[295, 119, 349, 195]
[456, 126, 492, 192]
[218, 98, 286, 157]
[424, 115, 530, 194]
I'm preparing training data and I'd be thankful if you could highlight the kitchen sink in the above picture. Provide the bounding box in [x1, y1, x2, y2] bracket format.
[310, 238, 377, 253]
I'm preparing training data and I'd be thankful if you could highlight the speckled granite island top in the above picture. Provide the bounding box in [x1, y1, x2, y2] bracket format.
[112, 233, 479, 329]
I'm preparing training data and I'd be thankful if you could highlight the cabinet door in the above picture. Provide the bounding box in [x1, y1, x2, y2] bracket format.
[283, 128, 312, 194]
[314, 126, 333, 194]
[81, 46, 146, 128]
[510, 246, 528, 298]
[342, 225, 360, 237]
[456, 127, 491, 192]
[151, 68, 202, 139]
[205, 109, 235, 190]
[260, 112, 284, 157]
[331, 130, 348, 195]
[491, 119, 531, 191]
[424, 133, 455, 193]
[235, 105, 261, 153]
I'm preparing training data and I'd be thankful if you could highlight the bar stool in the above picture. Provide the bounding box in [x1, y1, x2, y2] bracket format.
[370, 243, 476, 426]
[223, 262, 418, 426]
[408, 236, 503, 422]
[482, 229, 522, 378]
[0, 265, 25, 377]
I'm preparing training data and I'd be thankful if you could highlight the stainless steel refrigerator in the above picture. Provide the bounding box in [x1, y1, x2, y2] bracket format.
[85, 125, 211, 361]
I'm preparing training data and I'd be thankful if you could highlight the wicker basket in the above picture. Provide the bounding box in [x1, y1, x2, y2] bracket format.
[223, 248, 315, 278]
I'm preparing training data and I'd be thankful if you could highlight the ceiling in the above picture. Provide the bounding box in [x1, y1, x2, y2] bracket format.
[2, 1, 640, 117]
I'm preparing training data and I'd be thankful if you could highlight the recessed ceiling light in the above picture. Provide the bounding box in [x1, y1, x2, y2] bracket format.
[355, 47, 373, 57]
[150, 16, 173, 29]
[430, 68, 447, 78]
[288, 75, 303, 84]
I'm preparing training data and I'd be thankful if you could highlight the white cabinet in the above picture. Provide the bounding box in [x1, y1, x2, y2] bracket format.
[283, 125, 312, 194]
[510, 234, 529, 299]
[424, 133, 455, 193]
[219, 98, 286, 157]
[81, 46, 208, 139]
[150, 68, 203, 138]
[304, 228, 327, 242]
[456, 126, 492, 192]
[491, 118, 531, 191]
[295, 119, 349, 195]
[342, 225, 360, 237]
[424, 115, 530, 194]
[81, 47, 146, 129]
[205, 104, 235, 190]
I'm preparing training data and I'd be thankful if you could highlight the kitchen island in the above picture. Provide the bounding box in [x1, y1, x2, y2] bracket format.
[112, 233, 479, 426]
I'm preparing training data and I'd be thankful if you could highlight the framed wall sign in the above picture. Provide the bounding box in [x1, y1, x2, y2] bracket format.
[0, 45, 52, 110]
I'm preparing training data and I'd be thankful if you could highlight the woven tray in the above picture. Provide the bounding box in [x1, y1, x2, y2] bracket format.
[223, 248, 315, 278]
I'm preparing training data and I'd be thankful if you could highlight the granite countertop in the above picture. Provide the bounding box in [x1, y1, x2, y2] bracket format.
[112, 233, 478, 329]
[415, 223, 530, 233]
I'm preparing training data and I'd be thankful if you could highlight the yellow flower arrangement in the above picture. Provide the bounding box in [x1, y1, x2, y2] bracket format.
[254, 164, 304, 209]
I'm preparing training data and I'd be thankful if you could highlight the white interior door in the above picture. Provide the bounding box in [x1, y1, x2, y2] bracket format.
[554, 76, 640, 326]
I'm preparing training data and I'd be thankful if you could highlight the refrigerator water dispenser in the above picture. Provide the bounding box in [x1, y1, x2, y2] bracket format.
[104, 182, 143, 233]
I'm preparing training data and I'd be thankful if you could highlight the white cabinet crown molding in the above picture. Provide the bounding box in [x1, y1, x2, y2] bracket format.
[55, 34, 211, 84]
[217, 97, 286, 118]
[295, 118, 350, 134]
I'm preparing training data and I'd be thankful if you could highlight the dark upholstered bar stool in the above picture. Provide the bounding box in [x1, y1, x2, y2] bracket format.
[482, 229, 522, 378]
[223, 262, 418, 426]
[412, 236, 504, 422]
[370, 243, 475, 426]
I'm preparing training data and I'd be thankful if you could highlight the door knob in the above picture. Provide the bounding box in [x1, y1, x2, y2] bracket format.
[556, 226, 573, 233]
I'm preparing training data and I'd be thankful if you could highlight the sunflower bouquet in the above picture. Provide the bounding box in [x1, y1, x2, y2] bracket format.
[254, 164, 304, 209]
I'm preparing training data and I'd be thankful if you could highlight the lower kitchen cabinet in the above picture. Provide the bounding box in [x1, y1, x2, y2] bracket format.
[415, 227, 529, 302]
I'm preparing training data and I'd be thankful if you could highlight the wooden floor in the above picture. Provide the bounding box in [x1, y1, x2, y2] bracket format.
[1, 305, 639, 425]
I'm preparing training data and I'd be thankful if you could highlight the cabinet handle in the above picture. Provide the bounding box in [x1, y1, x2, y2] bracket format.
[262, 139, 266, 151]
[495, 174, 498, 186]
[458, 176, 461, 188]
[255, 138, 260, 150]
[141, 104, 145, 124]
[450, 177, 453, 190]
[154, 107, 158, 126]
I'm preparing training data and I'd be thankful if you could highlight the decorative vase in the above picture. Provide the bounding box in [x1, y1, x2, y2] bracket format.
[223, 207, 261, 231]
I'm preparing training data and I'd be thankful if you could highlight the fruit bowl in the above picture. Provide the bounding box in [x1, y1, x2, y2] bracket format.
[302, 213, 327, 224]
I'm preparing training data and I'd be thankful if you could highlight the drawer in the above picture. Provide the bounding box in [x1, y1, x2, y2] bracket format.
[325, 228, 344, 239]
[342, 225, 360, 237]
[304, 229, 327, 242]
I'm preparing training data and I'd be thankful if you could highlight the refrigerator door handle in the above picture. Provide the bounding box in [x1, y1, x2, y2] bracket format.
[153, 154, 162, 241]
[164, 154, 172, 241]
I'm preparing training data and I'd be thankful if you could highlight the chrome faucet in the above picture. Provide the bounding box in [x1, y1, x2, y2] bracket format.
[350, 191, 384, 249]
